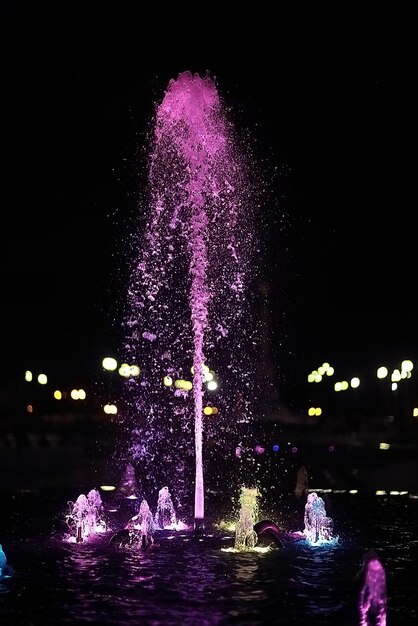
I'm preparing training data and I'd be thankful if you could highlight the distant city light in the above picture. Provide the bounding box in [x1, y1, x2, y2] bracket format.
[25, 370, 33, 382]
[37, 373, 47, 385]
[163, 375, 173, 386]
[391, 369, 401, 382]
[53, 390, 62, 400]
[104, 404, 118, 415]
[350, 377, 360, 388]
[174, 379, 192, 390]
[119, 363, 141, 377]
[102, 357, 117, 371]
[377, 366, 388, 379]
[308, 407, 322, 416]
[401, 359, 413, 373]
[334, 380, 349, 391]
[308, 363, 334, 382]
[100, 485, 116, 491]
[379, 442, 390, 450]
[207, 380, 218, 391]
[70, 389, 86, 400]
[118, 363, 131, 377]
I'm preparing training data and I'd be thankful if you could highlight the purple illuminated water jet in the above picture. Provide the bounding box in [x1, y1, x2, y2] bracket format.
[358, 550, 387, 625]
[122, 71, 259, 526]
[64, 489, 106, 543]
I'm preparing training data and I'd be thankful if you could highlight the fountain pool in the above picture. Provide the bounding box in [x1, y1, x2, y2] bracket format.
[0, 489, 417, 625]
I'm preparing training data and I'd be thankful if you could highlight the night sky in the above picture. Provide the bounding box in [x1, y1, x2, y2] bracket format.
[1, 6, 418, 402]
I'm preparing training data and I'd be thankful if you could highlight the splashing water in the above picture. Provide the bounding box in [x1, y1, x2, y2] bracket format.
[234, 486, 259, 551]
[358, 550, 387, 626]
[125, 499, 156, 548]
[64, 489, 107, 543]
[0, 544, 7, 577]
[121, 71, 259, 525]
[221, 486, 272, 553]
[303, 492, 334, 545]
[154, 486, 178, 530]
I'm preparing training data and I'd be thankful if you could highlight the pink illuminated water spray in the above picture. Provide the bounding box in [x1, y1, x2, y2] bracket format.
[123, 71, 259, 526]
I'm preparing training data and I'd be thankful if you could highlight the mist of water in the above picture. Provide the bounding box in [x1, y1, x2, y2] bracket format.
[121, 71, 260, 524]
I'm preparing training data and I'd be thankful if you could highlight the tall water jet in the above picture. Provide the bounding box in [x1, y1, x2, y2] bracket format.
[121, 71, 260, 528]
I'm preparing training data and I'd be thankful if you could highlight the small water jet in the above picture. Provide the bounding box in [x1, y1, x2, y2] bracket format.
[64, 489, 107, 543]
[125, 499, 155, 548]
[303, 492, 334, 545]
[220, 486, 281, 553]
[0, 544, 7, 577]
[358, 549, 387, 626]
[234, 486, 259, 551]
[154, 486, 181, 530]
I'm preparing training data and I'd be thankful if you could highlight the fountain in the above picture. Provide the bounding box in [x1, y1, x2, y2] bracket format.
[0, 544, 7, 577]
[358, 549, 387, 626]
[218, 485, 283, 552]
[121, 71, 259, 528]
[64, 488, 107, 543]
[234, 486, 259, 551]
[303, 492, 334, 544]
[154, 486, 177, 529]
[126, 499, 155, 548]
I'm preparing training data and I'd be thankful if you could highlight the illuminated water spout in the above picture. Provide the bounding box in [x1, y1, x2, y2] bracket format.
[234, 486, 259, 551]
[0, 544, 7, 577]
[303, 492, 334, 545]
[127, 499, 155, 548]
[358, 549, 387, 626]
[64, 489, 106, 543]
[154, 486, 176, 529]
[123, 70, 257, 528]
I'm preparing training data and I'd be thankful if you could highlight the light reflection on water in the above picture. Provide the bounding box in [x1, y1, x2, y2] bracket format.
[0, 493, 417, 625]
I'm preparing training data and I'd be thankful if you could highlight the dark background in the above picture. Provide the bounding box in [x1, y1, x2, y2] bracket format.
[1, 5, 418, 409]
